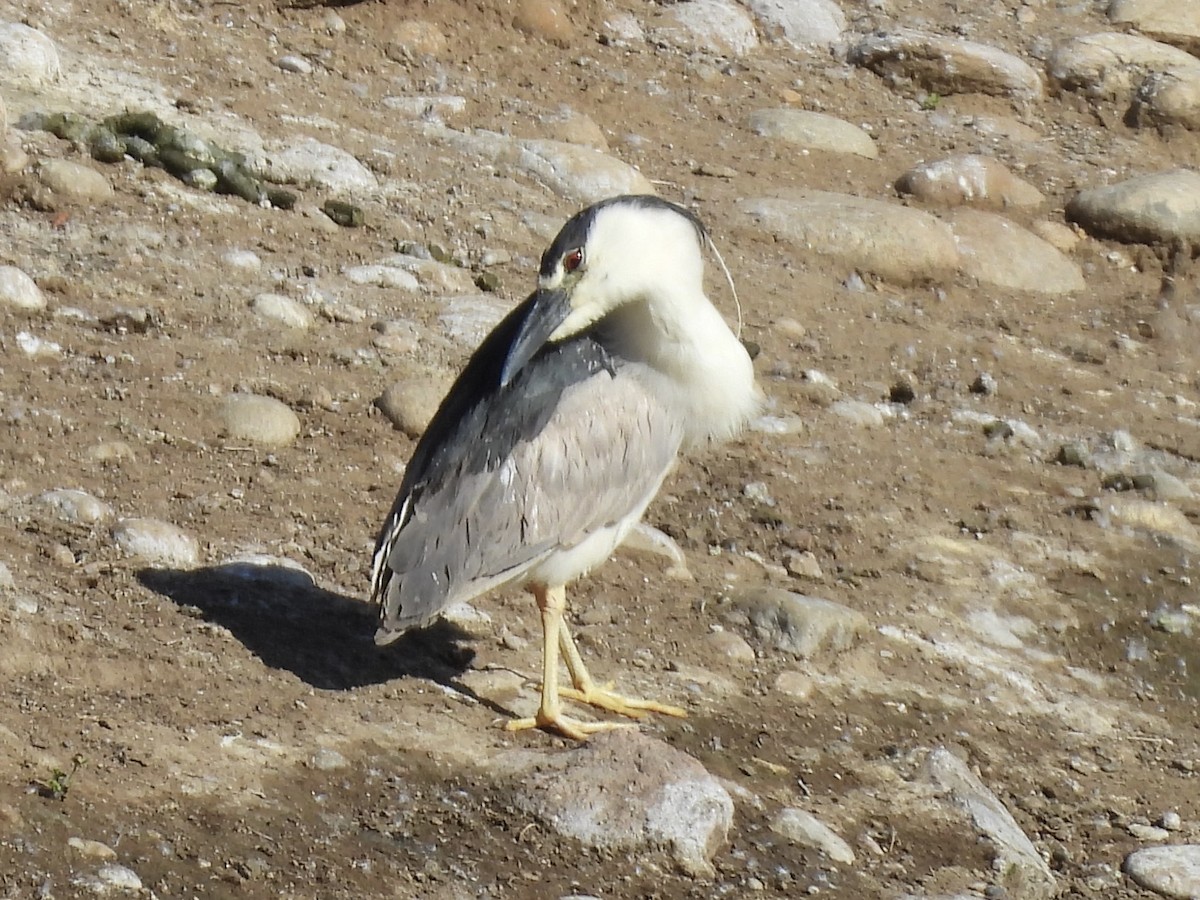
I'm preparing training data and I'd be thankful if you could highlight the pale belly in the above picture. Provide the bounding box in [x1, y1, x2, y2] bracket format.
[519, 479, 664, 590]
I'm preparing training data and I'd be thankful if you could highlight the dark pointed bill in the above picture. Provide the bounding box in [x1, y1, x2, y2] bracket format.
[499, 287, 572, 387]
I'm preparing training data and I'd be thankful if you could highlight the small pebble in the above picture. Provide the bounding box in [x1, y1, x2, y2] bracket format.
[111, 517, 200, 568]
[308, 748, 348, 771]
[774, 670, 815, 699]
[771, 807, 856, 864]
[1129, 822, 1171, 841]
[68, 837, 117, 861]
[97, 864, 142, 890]
[375, 377, 450, 438]
[703, 629, 756, 663]
[16, 331, 62, 357]
[971, 372, 998, 395]
[829, 399, 886, 428]
[276, 54, 313, 75]
[252, 293, 313, 330]
[220, 394, 302, 446]
[784, 550, 824, 579]
[36, 489, 114, 525]
[222, 249, 262, 271]
[0, 266, 47, 311]
[1056, 442, 1091, 467]
[38, 158, 114, 203]
[87, 441, 137, 464]
[1161, 811, 1183, 831]
[743, 481, 774, 505]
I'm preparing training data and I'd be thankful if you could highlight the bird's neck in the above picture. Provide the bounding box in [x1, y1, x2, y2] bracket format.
[598, 289, 761, 446]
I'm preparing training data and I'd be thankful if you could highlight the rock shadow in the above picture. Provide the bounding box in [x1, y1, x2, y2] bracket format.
[137, 563, 475, 691]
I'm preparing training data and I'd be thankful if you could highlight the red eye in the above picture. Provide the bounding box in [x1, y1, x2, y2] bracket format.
[563, 248, 583, 273]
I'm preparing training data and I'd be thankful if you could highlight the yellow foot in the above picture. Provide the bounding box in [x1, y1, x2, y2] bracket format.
[559, 684, 688, 721]
[505, 712, 637, 742]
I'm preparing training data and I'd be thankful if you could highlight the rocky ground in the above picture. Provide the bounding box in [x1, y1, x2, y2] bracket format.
[2, 0, 1200, 897]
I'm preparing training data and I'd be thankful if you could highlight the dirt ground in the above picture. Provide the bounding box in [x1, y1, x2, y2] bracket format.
[2, 0, 1199, 897]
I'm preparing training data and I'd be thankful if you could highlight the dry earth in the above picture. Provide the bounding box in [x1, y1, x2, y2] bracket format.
[1, 0, 1200, 898]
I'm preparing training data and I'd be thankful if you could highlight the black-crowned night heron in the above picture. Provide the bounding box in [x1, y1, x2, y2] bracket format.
[369, 195, 760, 740]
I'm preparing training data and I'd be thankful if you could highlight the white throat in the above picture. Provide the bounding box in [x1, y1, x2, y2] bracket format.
[600, 285, 761, 446]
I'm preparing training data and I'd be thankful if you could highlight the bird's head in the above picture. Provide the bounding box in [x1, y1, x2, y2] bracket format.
[500, 195, 708, 386]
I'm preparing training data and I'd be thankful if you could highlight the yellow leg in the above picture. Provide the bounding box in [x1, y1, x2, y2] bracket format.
[557, 616, 687, 721]
[505, 585, 635, 741]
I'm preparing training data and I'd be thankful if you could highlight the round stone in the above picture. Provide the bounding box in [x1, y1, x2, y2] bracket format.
[0, 22, 61, 87]
[111, 518, 200, 568]
[38, 159, 114, 203]
[220, 394, 302, 446]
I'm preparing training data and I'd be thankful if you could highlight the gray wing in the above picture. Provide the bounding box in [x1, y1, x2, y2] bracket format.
[375, 366, 682, 640]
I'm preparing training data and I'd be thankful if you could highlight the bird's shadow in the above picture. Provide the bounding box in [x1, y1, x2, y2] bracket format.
[137, 563, 477, 693]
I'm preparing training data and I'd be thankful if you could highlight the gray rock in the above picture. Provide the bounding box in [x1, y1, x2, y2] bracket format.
[946, 209, 1085, 294]
[342, 264, 421, 292]
[724, 586, 868, 659]
[0, 133, 27, 175]
[510, 138, 655, 205]
[785, 550, 824, 579]
[440, 129, 654, 204]
[748, 109, 878, 159]
[1124, 845, 1200, 899]
[38, 159, 114, 203]
[440, 294, 510, 346]
[1047, 32, 1200, 100]
[850, 28, 1043, 99]
[538, 106, 608, 150]
[1130, 822, 1172, 841]
[770, 808, 856, 864]
[67, 837, 117, 861]
[510, 731, 733, 878]
[829, 399, 887, 428]
[87, 441, 138, 465]
[773, 670, 815, 698]
[744, 0, 845, 48]
[0, 265, 46, 311]
[276, 54, 313, 74]
[222, 249, 262, 271]
[15, 330, 62, 358]
[1132, 68, 1200, 129]
[702, 629, 756, 662]
[251, 293, 313, 329]
[385, 19, 448, 60]
[896, 155, 1045, 209]
[308, 747, 348, 770]
[652, 0, 760, 57]
[375, 376, 451, 438]
[924, 747, 1056, 899]
[220, 394, 302, 446]
[36, 489, 114, 525]
[1109, 0, 1200, 54]
[255, 138, 378, 196]
[0, 22, 61, 86]
[97, 863, 143, 891]
[741, 194, 959, 285]
[382, 94, 467, 121]
[1066, 169, 1200, 245]
[370, 318, 424, 355]
[379, 255, 477, 293]
[111, 518, 200, 568]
